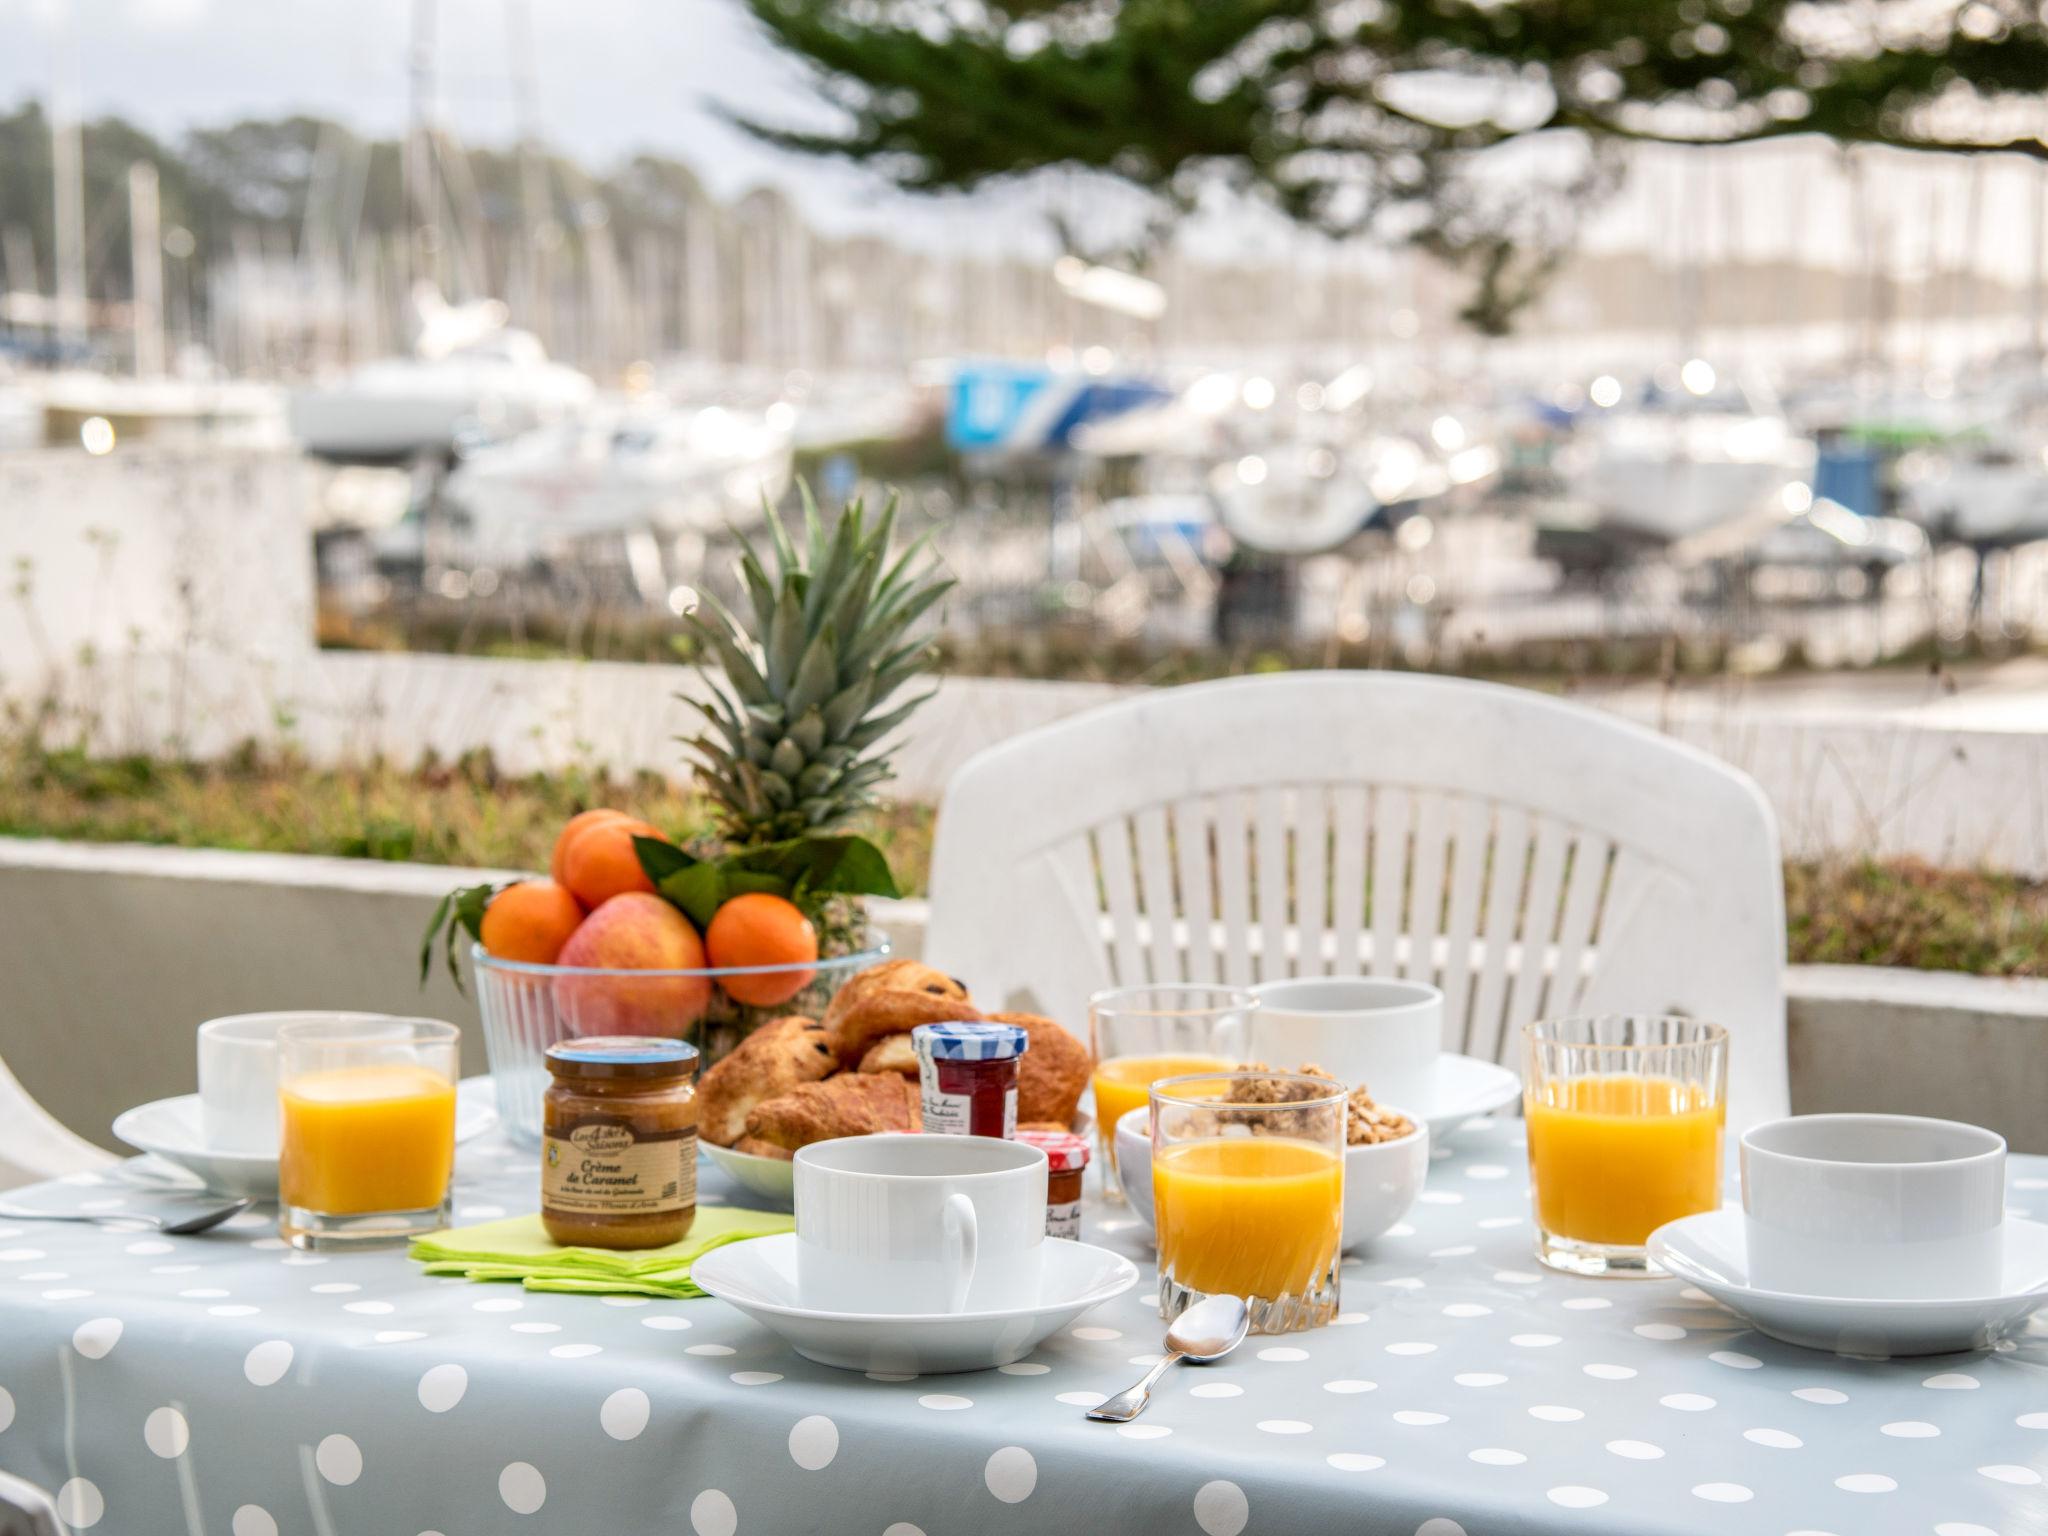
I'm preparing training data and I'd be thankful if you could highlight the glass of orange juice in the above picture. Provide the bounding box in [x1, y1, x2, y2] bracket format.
[1152, 1071, 1345, 1333]
[1524, 1016, 1728, 1278]
[277, 1017, 461, 1250]
[1089, 986, 1256, 1199]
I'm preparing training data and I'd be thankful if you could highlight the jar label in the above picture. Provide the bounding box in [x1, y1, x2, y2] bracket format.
[921, 1082, 1016, 1138]
[543, 1122, 695, 1215]
[1046, 1196, 1082, 1242]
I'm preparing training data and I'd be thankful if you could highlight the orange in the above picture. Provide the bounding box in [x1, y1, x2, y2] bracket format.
[704, 893, 819, 1007]
[559, 817, 669, 909]
[550, 809, 631, 891]
[479, 880, 584, 965]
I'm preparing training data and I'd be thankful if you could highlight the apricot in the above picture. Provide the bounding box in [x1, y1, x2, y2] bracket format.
[552, 892, 711, 1036]
[479, 879, 584, 965]
[559, 817, 669, 909]
[705, 893, 819, 1007]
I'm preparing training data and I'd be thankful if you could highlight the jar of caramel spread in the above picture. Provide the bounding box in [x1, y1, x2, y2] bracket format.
[542, 1037, 699, 1249]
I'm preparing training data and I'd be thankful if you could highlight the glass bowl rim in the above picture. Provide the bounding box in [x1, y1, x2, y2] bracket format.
[470, 936, 890, 980]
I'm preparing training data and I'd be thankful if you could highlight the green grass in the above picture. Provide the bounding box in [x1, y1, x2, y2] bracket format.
[1, 737, 2041, 977]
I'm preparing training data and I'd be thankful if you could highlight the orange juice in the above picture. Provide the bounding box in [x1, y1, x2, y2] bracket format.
[279, 1065, 457, 1214]
[1525, 1073, 1722, 1246]
[1153, 1138, 1343, 1298]
[1092, 1054, 1236, 1171]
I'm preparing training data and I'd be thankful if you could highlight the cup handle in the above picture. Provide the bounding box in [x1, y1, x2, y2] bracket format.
[941, 1192, 978, 1313]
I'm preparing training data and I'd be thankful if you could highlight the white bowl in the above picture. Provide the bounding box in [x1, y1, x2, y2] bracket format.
[1114, 1105, 1429, 1254]
[701, 1140, 796, 1209]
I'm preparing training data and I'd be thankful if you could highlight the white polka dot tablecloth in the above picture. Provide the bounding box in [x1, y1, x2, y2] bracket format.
[1, 1121, 2045, 1535]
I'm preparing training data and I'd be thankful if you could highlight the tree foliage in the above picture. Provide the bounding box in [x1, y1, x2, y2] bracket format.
[733, 0, 2048, 331]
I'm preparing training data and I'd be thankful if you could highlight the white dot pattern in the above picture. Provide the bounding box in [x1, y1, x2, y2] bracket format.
[0, 1116, 2039, 1535]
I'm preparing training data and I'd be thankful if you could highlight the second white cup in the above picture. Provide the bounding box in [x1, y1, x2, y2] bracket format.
[1247, 977, 1442, 1109]
[1740, 1113, 2007, 1300]
[793, 1134, 1047, 1315]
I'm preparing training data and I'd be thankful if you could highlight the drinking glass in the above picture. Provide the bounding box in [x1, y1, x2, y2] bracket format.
[1088, 985, 1257, 1199]
[277, 1017, 461, 1250]
[1523, 1016, 1729, 1277]
[1151, 1071, 1345, 1334]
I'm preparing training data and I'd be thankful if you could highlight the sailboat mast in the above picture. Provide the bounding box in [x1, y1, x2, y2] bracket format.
[49, 12, 86, 358]
[128, 161, 163, 376]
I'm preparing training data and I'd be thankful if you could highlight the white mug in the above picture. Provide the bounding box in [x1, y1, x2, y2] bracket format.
[793, 1134, 1048, 1315]
[1740, 1114, 2007, 1301]
[199, 1011, 404, 1154]
[1247, 978, 1441, 1109]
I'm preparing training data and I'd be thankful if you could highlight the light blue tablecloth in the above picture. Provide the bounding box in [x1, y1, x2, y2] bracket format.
[1, 1120, 2044, 1536]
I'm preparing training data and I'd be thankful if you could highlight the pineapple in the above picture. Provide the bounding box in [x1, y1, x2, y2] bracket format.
[684, 490, 952, 850]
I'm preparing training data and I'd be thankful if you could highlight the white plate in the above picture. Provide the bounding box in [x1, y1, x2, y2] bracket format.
[111, 1078, 499, 1200]
[1113, 1105, 1430, 1254]
[701, 1141, 796, 1209]
[692, 1233, 1139, 1374]
[1648, 1207, 2048, 1357]
[1414, 1054, 1521, 1134]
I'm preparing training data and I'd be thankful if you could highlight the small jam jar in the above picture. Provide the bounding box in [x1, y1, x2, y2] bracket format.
[912, 1022, 1029, 1139]
[541, 1036, 699, 1250]
[1016, 1129, 1089, 1240]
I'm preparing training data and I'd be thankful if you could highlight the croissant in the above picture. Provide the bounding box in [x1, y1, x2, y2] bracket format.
[737, 1072, 920, 1158]
[987, 1011, 1094, 1129]
[696, 1014, 841, 1147]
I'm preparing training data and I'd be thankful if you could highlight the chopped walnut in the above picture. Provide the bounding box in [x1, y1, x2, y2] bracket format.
[1225, 1062, 1416, 1146]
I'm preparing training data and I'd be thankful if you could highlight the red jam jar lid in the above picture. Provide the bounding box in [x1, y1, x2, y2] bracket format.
[1016, 1129, 1090, 1172]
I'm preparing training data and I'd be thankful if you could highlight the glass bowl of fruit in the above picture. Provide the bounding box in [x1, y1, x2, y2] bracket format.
[472, 931, 888, 1145]
[418, 495, 946, 1143]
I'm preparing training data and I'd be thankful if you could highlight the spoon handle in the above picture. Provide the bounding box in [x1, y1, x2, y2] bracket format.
[1086, 1350, 1186, 1423]
[0, 1207, 160, 1229]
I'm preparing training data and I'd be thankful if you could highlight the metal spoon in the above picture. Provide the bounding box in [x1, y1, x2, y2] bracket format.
[0, 1196, 255, 1236]
[1087, 1293, 1250, 1422]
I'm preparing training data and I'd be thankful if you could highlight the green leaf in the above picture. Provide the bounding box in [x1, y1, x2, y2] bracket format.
[785, 624, 840, 716]
[633, 835, 695, 886]
[419, 881, 504, 995]
[656, 861, 727, 929]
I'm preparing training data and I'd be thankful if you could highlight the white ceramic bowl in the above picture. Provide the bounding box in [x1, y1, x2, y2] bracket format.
[702, 1140, 797, 1209]
[1114, 1105, 1429, 1255]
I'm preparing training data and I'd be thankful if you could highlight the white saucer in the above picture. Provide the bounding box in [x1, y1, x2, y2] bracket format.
[701, 1141, 795, 1209]
[1416, 1054, 1521, 1134]
[111, 1078, 500, 1200]
[692, 1233, 1140, 1374]
[1649, 1207, 2048, 1356]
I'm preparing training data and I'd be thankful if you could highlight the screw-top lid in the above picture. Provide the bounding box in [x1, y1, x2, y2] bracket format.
[545, 1036, 699, 1081]
[1015, 1129, 1090, 1172]
[912, 1021, 1029, 1063]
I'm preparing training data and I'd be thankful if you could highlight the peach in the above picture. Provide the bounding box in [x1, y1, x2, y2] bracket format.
[552, 892, 711, 1037]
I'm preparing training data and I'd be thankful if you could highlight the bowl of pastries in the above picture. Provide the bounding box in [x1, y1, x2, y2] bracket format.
[697, 959, 1095, 1207]
[1112, 1063, 1429, 1253]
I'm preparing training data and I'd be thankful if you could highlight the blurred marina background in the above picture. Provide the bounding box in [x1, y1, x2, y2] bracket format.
[3, 0, 2048, 912]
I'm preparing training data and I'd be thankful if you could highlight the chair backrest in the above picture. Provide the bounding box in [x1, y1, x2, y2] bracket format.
[0, 1471, 62, 1536]
[0, 1053, 117, 1192]
[925, 672, 1789, 1134]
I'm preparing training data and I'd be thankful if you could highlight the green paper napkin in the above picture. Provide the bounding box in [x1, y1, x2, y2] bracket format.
[410, 1207, 793, 1298]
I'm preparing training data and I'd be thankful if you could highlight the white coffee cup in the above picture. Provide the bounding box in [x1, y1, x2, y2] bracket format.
[793, 1134, 1048, 1315]
[1247, 978, 1442, 1110]
[1740, 1114, 2007, 1301]
[199, 1011, 402, 1154]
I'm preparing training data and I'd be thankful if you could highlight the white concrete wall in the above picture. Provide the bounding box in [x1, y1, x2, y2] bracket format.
[0, 448, 315, 718]
[3, 841, 2042, 1158]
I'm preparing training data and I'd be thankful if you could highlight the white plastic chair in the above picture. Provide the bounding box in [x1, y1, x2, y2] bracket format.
[925, 672, 1789, 1134]
[0, 1052, 117, 1191]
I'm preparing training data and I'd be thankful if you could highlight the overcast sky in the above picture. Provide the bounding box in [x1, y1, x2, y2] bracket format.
[2, 0, 2042, 281]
